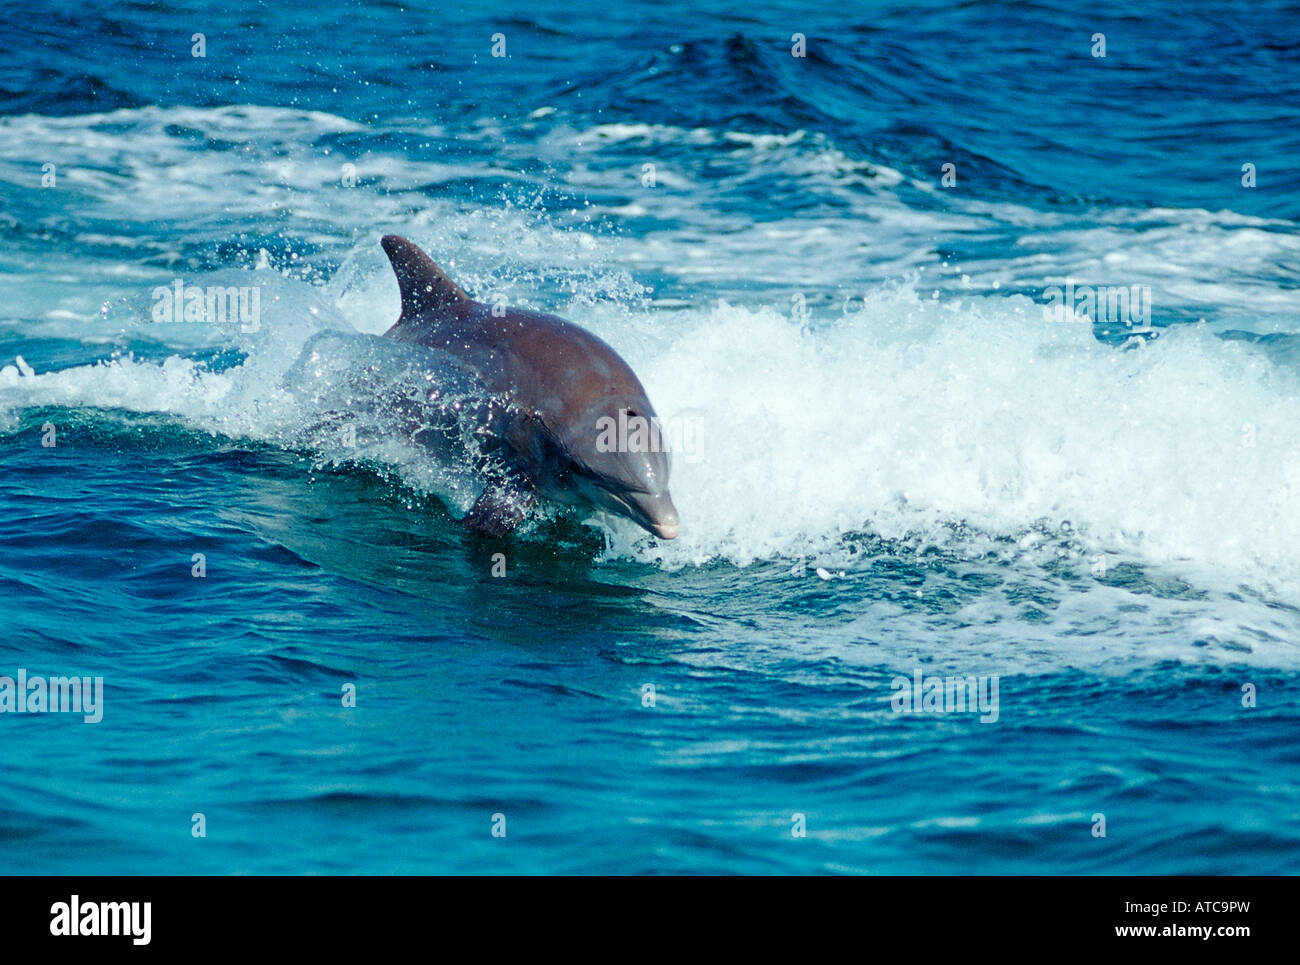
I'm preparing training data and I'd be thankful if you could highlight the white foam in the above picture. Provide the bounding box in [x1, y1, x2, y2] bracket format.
[4, 270, 1299, 596]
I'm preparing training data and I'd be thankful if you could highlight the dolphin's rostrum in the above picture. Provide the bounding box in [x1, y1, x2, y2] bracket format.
[380, 235, 679, 540]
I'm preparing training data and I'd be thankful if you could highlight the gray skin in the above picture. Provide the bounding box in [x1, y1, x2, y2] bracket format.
[380, 234, 678, 540]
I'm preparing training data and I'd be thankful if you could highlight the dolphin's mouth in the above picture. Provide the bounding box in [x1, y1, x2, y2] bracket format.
[649, 519, 679, 540]
[607, 489, 679, 540]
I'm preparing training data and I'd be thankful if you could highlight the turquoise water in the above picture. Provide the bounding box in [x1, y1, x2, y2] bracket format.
[2, 0, 1299, 874]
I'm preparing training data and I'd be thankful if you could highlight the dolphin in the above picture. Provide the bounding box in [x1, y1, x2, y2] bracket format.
[379, 234, 679, 540]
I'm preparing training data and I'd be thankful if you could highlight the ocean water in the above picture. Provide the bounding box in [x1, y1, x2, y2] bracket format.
[2, 0, 1299, 874]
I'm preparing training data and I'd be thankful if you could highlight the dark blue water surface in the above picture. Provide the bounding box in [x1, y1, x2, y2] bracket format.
[1, 0, 1299, 874]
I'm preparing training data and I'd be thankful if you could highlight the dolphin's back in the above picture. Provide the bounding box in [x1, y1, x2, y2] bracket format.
[379, 235, 656, 427]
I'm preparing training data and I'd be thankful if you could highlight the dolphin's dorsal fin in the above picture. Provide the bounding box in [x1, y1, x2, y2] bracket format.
[380, 234, 471, 322]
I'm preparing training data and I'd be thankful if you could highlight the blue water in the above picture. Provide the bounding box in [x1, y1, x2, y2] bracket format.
[2, 0, 1300, 874]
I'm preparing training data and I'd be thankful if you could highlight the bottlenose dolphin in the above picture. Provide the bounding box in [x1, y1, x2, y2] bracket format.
[379, 234, 679, 540]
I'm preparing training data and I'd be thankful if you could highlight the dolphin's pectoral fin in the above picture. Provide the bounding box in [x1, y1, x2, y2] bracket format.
[462, 476, 538, 538]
